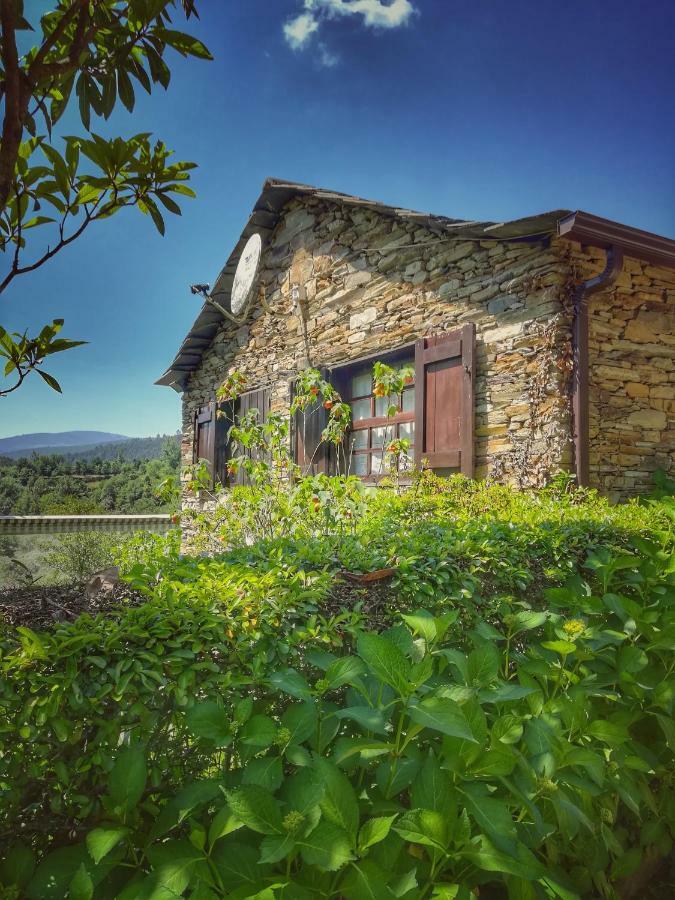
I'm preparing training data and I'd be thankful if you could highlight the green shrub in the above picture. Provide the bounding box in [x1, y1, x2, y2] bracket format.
[41, 532, 119, 583]
[0, 482, 673, 897]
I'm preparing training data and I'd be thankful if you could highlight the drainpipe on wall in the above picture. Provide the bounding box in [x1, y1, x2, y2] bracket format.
[571, 245, 623, 487]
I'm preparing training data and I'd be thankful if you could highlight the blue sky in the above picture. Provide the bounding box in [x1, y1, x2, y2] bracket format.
[2, 0, 674, 438]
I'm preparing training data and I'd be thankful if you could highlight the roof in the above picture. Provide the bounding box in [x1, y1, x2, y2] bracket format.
[156, 178, 675, 392]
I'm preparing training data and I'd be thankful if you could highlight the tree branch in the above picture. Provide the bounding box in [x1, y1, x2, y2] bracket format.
[0, 0, 23, 212]
[0, 194, 118, 294]
[28, 0, 86, 77]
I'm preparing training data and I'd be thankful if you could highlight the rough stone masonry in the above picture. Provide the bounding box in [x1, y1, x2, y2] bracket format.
[180, 194, 674, 507]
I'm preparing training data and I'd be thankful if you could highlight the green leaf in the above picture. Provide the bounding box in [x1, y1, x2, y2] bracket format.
[509, 611, 549, 634]
[401, 610, 437, 642]
[36, 369, 62, 393]
[240, 714, 277, 752]
[479, 682, 538, 703]
[242, 756, 283, 791]
[108, 745, 146, 814]
[410, 754, 456, 818]
[492, 715, 523, 745]
[313, 757, 360, 838]
[0, 841, 35, 888]
[358, 815, 397, 853]
[208, 804, 242, 846]
[467, 643, 500, 686]
[587, 719, 630, 744]
[357, 632, 411, 695]
[268, 668, 313, 699]
[225, 785, 283, 834]
[117, 68, 136, 112]
[341, 860, 395, 899]
[332, 706, 387, 734]
[86, 827, 129, 864]
[298, 821, 353, 871]
[281, 768, 325, 814]
[146, 840, 203, 895]
[542, 640, 576, 656]
[393, 809, 448, 850]
[158, 29, 213, 59]
[259, 832, 296, 865]
[185, 700, 231, 745]
[281, 703, 317, 745]
[462, 836, 543, 880]
[408, 697, 476, 742]
[156, 191, 182, 215]
[460, 785, 516, 843]
[27, 846, 90, 899]
[210, 842, 260, 887]
[325, 655, 366, 689]
[142, 196, 166, 235]
[68, 864, 93, 900]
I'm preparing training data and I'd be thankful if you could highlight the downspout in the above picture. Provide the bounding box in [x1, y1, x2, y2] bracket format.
[571, 245, 623, 487]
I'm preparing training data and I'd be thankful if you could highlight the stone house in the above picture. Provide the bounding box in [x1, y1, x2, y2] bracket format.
[158, 179, 675, 503]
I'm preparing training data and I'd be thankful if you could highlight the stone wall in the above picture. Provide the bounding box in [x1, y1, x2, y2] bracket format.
[567, 243, 675, 499]
[181, 196, 574, 511]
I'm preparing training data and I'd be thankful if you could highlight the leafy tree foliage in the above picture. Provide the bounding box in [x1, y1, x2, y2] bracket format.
[0, 0, 211, 395]
[0, 435, 179, 513]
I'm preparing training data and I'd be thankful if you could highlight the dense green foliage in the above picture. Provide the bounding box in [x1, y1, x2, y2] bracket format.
[0, 437, 179, 515]
[0, 479, 673, 897]
[1, 1, 209, 396]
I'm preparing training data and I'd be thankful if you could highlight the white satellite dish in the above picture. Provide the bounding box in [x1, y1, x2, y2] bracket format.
[231, 232, 262, 316]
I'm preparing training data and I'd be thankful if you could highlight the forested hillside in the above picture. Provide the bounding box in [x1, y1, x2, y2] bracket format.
[0, 437, 180, 515]
[0, 433, 179, 461]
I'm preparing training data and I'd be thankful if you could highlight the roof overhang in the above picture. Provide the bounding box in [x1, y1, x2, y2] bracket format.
[156, 177, 568, 392]
[558, 211, 675, 270]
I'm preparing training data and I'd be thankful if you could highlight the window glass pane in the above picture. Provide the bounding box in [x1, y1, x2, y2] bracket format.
[351, 371, 371, 398]
[402, 388, 415, 413]
[371, 452, 385, 475]
[350, 429, 368, 450]
[351, 453, 368, 476]
[399, 421, 415, 442]
[372, 425, 395, 447]
[351, 397, 371, 421]
[375, 394, 397, 417]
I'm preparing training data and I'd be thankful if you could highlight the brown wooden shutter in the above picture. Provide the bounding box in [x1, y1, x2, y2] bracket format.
[291, 367, 330, 475]
[414, 323, 475, 476]
[231, 387, 272, 486]
[193, 401, 216, 486]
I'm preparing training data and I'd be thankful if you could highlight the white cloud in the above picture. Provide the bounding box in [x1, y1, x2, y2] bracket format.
[317, 42, 340, 67]
[283, 0, 416, 65]
[315, 0, 415, 29]
[283, 12, 319, 50]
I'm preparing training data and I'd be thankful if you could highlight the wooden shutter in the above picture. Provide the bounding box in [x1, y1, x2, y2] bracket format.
[231, 387, 271, 486]
[193, 401, 216, 486]
[414, 323, 475, 476]
[291, 367, 330, 475]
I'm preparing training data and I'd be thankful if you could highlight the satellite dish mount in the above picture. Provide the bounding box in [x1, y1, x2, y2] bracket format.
[191, 232, 264, 325]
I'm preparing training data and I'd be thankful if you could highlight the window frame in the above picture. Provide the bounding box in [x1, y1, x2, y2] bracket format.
[331, 345, 416, 481]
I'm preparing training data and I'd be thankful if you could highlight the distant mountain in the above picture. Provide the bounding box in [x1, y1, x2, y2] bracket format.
[0, 433, 180, 462]
[0, 431, 129, 454]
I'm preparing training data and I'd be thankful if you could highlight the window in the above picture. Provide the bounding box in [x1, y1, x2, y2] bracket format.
[217, 386, 271, 486]
[344, 355, 415, 478]
[328, 323, 476, 480]
[191, 388, 271, 488]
